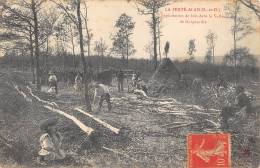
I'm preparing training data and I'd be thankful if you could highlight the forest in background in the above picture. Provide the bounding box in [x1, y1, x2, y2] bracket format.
[0, 52, 258, 84]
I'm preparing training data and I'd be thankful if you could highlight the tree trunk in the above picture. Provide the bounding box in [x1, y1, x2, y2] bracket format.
[152, 10, 157, 71]
[234, 0, 238, 83]
[101, 51, 104, 67]
[212, 46, 214, 65]
[126, 36, 129, 82]
[70, 29, 76, 69]
[77, 0, 92, 112]
[63, 50, 65, 69]
[29, 26, 35, 84]
[44, 37, 49, 68]
[88, 42, 90, 57]
[157, 22, 161, 62]
[32, 0, 41, 90]
[72, 42, 76, 69]
[122, 55, 125, 68]
[84, 4, 91, 58]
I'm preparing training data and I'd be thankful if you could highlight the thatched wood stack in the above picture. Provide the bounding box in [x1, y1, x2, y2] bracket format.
[148, 58, 181, 97]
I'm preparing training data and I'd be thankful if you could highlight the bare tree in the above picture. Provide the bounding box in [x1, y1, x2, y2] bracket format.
[82, 2, 93, 57]
[157, 16, 163, 62]
[0, 0, 56, 86]
[204, 48, 212, 64]
[144, 41, 153, 66]
[54, 19, 70, 69]
[39, 8, 59, 68]
[239, 0, 260, 20]
[63, 17, 79, 68]
[94, 38, 108, 67]
[134, 0, 169, 70]
[31, 0, 42, 90]
[0, 1, 35, 83]
[225, 0, 255, 81]
[205, 30, 217, 64]
[52, 0, 92, 111]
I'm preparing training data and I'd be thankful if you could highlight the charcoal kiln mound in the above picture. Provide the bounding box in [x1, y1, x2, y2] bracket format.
[148, 58, 181, 97]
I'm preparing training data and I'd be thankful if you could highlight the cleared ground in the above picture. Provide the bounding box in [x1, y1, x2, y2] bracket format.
[0, 69, 259, 168]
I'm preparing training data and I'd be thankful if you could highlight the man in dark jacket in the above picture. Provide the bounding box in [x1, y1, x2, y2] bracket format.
[220, 85, 252, 129]
[117, 69, 124, 92]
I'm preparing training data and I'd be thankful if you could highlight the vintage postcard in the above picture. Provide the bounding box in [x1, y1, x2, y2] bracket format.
[0, 0, 259, 167]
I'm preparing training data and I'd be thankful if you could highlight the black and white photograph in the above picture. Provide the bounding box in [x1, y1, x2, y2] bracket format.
[0, 0, 259, 167]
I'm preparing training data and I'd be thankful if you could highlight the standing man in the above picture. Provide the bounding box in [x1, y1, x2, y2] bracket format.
[93, 82, 112, 111]
[74, 72, 82, 91]
[117, 69, 124, 92]
[48, 71, 58, 94]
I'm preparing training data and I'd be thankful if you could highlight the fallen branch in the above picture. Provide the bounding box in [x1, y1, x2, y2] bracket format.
[205, 119, 219, 127]
[75, 108, 120, 134]
[26, 86, 59, 107]
[161, 122, 196, 127]
[14, 85, 32, 103]
[208, 108, 221, 112]
[44, 105, 94, 136]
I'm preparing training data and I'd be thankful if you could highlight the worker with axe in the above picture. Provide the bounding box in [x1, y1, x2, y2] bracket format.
[92, 82, 112, 111]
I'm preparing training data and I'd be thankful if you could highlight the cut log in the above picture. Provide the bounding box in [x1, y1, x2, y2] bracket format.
[158, 101, 178, 105]
[14, 85, 32, 103]
[27, 86, 59, 107]
[205, 119, 219, 127]
[44, 105, 94, 136]
[208, 108, 221, 112]
[161, 122, 196, 127]
[75, 108, 120, 134]
[157, 108, 187, 114]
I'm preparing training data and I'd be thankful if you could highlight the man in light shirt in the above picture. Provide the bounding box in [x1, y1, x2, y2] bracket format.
[93, 82, 112, 111]
[48, 71, 58, 94]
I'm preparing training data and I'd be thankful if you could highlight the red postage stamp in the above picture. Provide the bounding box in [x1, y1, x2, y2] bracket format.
[187, 134, 231, 168]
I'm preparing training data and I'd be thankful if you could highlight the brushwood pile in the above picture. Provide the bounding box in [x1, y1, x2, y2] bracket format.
[148, 58, 181, 97]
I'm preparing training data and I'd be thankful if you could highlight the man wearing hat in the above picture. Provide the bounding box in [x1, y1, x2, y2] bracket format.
[48, 71, 58, 93]
[92, 82, 112, 111]
[38, 118, 65, 161]
[220, 85, 252, 129]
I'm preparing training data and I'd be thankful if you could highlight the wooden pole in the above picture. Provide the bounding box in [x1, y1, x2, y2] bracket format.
[75, 108, 120, 134]
[45, 105, 94, 136]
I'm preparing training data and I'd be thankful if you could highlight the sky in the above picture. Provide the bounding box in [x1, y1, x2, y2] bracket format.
[1, 0, 259, 63]
[84, 0, 260, 62]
